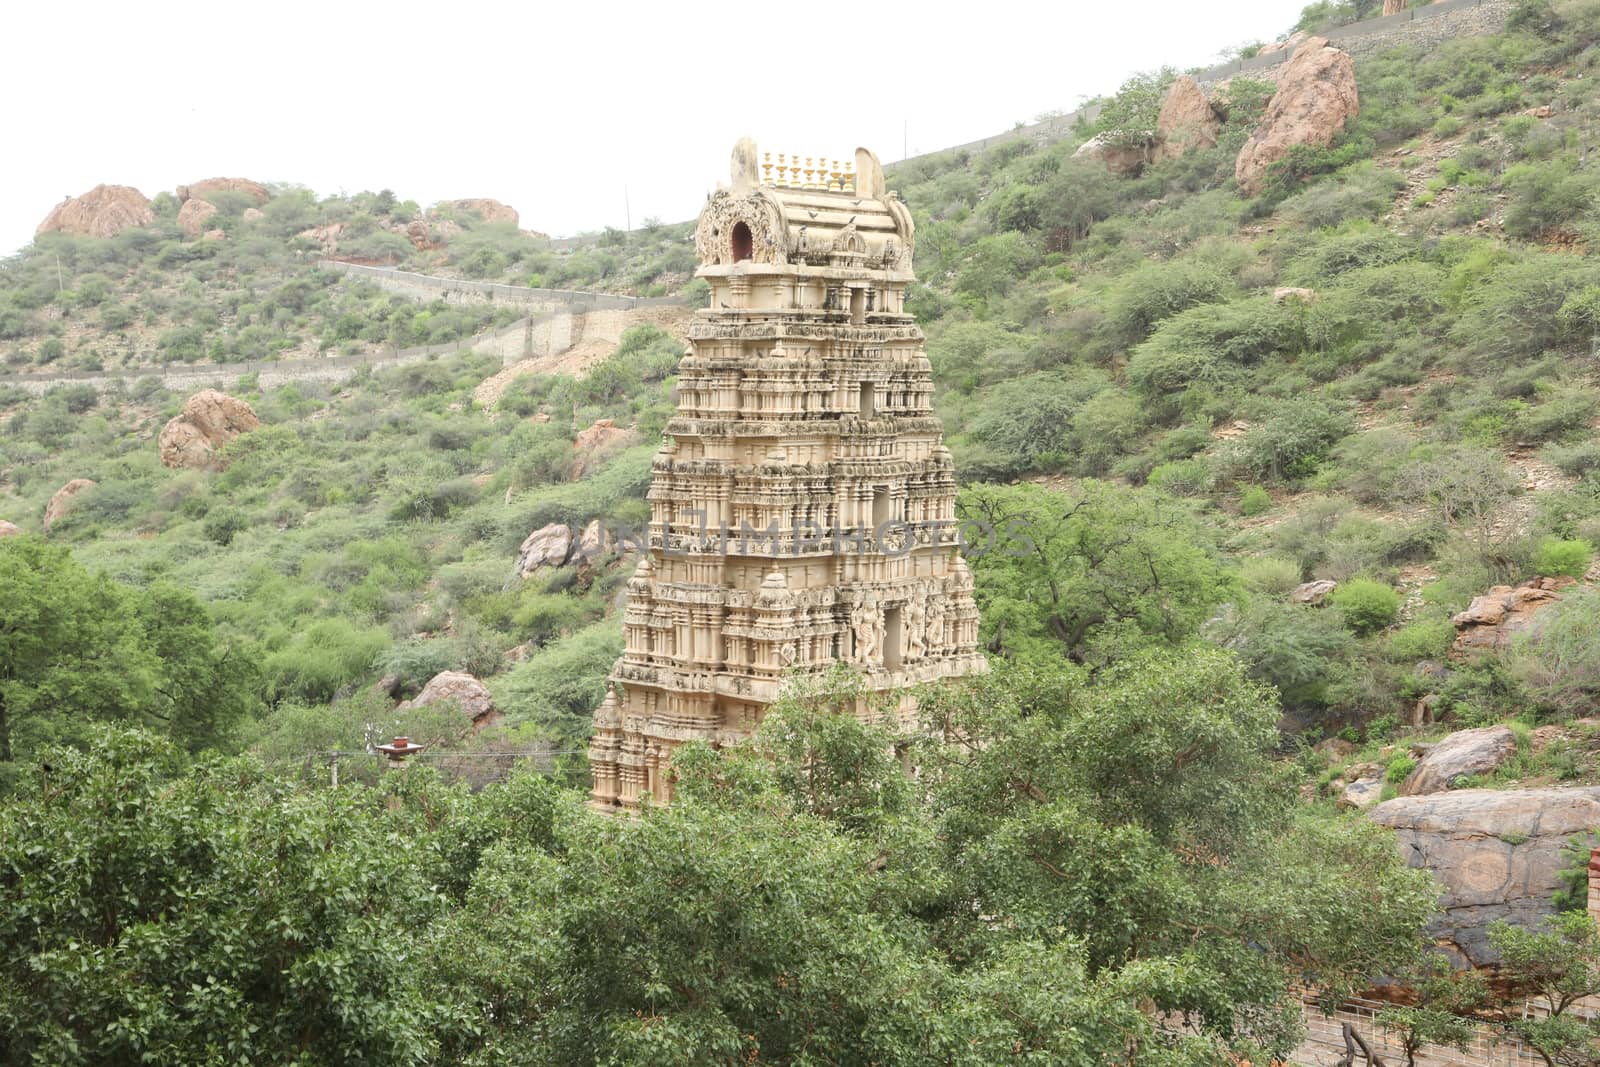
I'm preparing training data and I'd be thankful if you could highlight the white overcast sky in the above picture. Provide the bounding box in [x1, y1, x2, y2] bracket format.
[3, 0, 1307, 256]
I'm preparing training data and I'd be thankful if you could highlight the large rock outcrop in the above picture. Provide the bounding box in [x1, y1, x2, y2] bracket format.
[1451, 577, 1570, 657]
[158, 390, 261, 470]
[0, 520, 21, 538]
[177, 178, 270, 205]
[1401, 726, 1517, 796]
[36, 185, 154, 239]
[1153, 76, 1222, 163]
[1074, 133, 1152, 177]
[177, 198, 219, 238]
[1370, 788, 1600, 966]
[571, 418, 638, 480]
[515, 523, 575, 577]
[397, 670, 501, 732]
[1235, 37, 1359, 195]
[43, 479, 96, 532]
[438, 198, 518, 226]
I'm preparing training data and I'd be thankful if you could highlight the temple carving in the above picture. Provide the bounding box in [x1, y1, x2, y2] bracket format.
[587, 139, 985, 809]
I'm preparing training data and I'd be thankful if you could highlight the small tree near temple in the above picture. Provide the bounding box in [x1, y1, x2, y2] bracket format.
[1377, 953, 1489, 1067]
[1489, 912, 1600, 1067]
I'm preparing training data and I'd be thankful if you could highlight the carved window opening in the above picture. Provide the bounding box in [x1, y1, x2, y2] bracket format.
[731, 222, 753, 262]
[872, 485, 893, 529]
[884, 606, 903, 670]
[859, 380, 874, 417]
[849, 287, 866, 325]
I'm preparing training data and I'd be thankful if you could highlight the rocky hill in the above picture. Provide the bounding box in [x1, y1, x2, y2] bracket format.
[4, 4, 1600, 1056]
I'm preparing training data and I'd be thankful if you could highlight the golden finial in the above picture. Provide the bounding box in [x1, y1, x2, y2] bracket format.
[763, 151, 773, 186]
[803, 157, 814, 189]
[776, 153, 787, 186]
[843, 161, 855, 193]
[829, 160, 842, 191]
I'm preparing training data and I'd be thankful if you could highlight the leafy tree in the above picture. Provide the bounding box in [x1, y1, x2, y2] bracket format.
[959, 481, 1238, 666]
[0, 539, 261, 782]
[1489, 913, 1600, 1066]
[1377, 953, 1489, 1067]
[0, 730, 445, 1065]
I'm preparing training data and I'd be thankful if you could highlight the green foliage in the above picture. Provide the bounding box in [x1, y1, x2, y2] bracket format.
[1331, 578, 1402, 635]
[1386, 754, 1417, 783]
[0, 537, 260, 783]
[1509, 586, 1600, 717]
[1376, 953, 1489, 1067]
[1489, 912, 1600, 1063]
[960, 481, 1238, 667]
[1533, 537, 1592, 578]
[1387, 618, 1457, 661]
[1239, 485, 1274, 516]
[0, 731, 447, 1065]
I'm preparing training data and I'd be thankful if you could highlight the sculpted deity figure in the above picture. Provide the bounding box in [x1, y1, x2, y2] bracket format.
[904, 593, 928, 659]
[924, 594, 947, 654]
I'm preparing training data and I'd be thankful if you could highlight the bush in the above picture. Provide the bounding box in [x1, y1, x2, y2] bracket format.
[1239, 485, 1273, 516]
[1533, 538, 1592, 579]
[1387, 618, 1457, 661]
[1332, 578, 1401, 635]
[1385, 755, 1416, 784]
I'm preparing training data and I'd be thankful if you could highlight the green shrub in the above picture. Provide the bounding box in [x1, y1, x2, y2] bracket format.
[1239, 485, 1273, 516]
[1532, 537, 1592, 578]
[1385, 755, 1416, 784]
[1331, 578, 1401, 635]
[1241, 554, 1301, 595]
[1387, 618, 1456, 661]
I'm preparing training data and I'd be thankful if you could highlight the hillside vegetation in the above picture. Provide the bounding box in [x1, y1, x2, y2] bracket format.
[0, 189, 696, 372]
[4, 1, 1600, 1062]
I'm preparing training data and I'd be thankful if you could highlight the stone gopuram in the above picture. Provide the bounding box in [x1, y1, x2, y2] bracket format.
[587, 139, 984, 809]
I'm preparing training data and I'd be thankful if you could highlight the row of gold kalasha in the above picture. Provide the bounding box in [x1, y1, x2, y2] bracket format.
[763, 153, 855, 192]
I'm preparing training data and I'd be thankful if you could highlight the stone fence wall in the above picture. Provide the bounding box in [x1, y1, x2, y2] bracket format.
[321, 260, 684, 312]
[1297, 995, 1552, 1067]
[889, 0, 1513, 169]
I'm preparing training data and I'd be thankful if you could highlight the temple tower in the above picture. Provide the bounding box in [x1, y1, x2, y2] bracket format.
[588, 139, 984, 809]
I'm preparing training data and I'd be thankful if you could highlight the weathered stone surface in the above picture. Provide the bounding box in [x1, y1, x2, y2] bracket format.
[43, 479, 96, 532]
[1401, 726, 1517, 796]
[177, 198, 218, 238]
[1273, 286, 1318, 303]
[572, 518, 615, 567]
[1340, 777, 1386, 810]
[515, 523, 573, 577]
[1382, 0, 1407, 14]
[1074, 133, 1152, 177]
[1292, 579, 1338, 605]
[571, 418, 638, 480]
[242, 207, 265, 223]
[398, 670, 500, 730]
[1451, 578, 1570, 657]
[1153, 76, 1221, 163]
[178, 177, 270, 205]
[1370, 787, 1600, 965]
[202, 229, 225, 242]
[296, 222, 344, 252]
[438, 198, 518, 226]
[1236, 37, 1360, 195]
[0, 520, 20, 538]
[1258, 30, 1309, 56]
[159, 390, 261, 470]
[36, 185, 154, 239]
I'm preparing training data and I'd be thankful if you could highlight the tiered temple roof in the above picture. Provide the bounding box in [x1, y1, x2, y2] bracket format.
[588, 139, 985, 809]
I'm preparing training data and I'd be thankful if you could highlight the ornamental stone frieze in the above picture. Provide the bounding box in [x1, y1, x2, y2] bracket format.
[588, 139, 985, 810]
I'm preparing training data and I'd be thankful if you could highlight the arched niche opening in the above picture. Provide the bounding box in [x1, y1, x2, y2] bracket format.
[731, 222, 753, 262]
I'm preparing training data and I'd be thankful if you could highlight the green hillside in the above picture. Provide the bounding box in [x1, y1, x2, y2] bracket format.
[3, 1, 1600, 1062]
